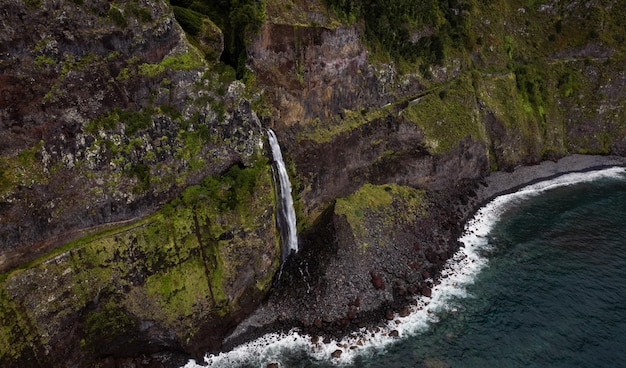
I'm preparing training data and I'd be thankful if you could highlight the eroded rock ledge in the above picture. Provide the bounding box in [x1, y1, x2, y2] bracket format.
[224, 154, 626, 355]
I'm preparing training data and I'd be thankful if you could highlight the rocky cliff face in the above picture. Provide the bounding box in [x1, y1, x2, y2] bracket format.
[229, 0, 626, 350]
[1, 0, 625, 366]
[0, 0, 265, 271]
[1, 0, 278, 366]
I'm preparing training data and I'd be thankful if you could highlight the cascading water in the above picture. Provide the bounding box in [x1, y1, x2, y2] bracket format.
[267, 129, 298, 262]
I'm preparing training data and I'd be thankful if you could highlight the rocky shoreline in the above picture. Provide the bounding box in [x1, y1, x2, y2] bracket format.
[215, 154, 626, 364]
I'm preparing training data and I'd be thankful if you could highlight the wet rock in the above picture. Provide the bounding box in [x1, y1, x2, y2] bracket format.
[266, 363, 279, 368]
[422, 286, 432, 298]
[389, 330, 399, 337]
[331, 349, 343, 359]
[398, 307, 411, 318]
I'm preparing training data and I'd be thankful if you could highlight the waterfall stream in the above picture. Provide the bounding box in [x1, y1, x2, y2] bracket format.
[267, 129, 298, 262]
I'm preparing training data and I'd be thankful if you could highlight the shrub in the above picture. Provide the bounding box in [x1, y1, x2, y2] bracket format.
[108, 7, 127, 28]
[173, 6, 203, 36]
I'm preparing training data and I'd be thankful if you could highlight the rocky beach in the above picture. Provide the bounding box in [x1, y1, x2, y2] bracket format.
[1, 0, 626, 366]
[221, 155, 626, 354]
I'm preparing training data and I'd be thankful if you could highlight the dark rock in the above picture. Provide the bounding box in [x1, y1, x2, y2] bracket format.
[422, 286, 432, 298]
[266, 363, 279, 368]
[398, 307, 411, 318]
[313, 319, 323, 329]
[370, 271, 385, 290]
[331, 349, 343, 359]
[348, 296, 360, 308]
[389, 330, 399, 337]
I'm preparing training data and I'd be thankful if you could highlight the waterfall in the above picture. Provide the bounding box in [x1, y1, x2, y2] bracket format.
[267, 129, 299, 262]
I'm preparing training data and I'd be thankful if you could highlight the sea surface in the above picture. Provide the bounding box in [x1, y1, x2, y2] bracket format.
[184, 167, 626, 368]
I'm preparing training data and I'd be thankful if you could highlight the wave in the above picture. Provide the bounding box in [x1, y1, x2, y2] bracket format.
[182, 167, 626, 368]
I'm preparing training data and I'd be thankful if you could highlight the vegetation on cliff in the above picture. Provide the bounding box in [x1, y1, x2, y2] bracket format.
[170, 0, 266, 77]
[335, 183, 426, 251]
[0, 156, 279, 365]
[1, 0, 626, 365]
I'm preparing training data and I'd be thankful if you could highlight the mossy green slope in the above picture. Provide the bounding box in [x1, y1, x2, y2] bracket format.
[0, 158, 279, 365]
[335, 183, 427, 251]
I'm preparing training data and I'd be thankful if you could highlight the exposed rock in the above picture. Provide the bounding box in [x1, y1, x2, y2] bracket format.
[398, 307, 411, 318]
[370, 272, 385, 290]
[331, 349, 342, 359]
[3, 0, 626, 366]
[422, 286, 433, 298]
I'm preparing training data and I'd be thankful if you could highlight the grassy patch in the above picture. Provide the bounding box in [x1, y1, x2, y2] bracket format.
[108, 6, 127, 28]
[161, 51, 205, 70]
[0, 142, 46, 196]
[401, 72, 484, 153]
[0, 287, 37, 363]
[335, 183, 426, 250]
[298, 107, 388, 144]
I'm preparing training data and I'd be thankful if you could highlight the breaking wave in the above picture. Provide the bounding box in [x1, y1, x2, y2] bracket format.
[182, 167, 626, 368]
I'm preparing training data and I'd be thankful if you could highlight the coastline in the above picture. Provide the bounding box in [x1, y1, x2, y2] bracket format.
[475, 154, 626, 205]
[193, 154, 626, 366]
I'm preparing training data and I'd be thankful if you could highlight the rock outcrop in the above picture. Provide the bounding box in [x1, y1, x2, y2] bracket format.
[1, 0, 278, 366]
[1, 0, 626, 366]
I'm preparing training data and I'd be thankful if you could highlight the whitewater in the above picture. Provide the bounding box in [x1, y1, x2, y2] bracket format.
[182, 166, 626, 368]
[267, 129, 299, 261]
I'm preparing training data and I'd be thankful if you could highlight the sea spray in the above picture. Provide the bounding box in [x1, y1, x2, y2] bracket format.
[182, 167, 626, 368]
[267, 129, 298, 262]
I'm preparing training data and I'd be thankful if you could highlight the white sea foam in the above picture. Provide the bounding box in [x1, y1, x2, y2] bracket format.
[182, 166, 626, 368]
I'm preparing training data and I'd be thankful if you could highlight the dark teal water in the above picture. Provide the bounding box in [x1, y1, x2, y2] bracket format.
[353, 175, 626, 368]
[193, 170, 626, 368]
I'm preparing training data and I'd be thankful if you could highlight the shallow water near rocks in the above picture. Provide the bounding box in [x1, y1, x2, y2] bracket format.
[184, 167, 626, 368]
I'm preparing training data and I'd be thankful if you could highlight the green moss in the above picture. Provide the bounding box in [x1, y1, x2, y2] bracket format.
[335, 183, 426, 251]
[108, 6, 127, 28]
[127, 163, 151, 191]
[0, 154, 278, 351]
[24, 0, 41, 8]
[138, 63, 165, 77]
[169, 0, 265, 78]
[86, 107, 154, 136]
[0, 287, 37, 364]
[161, 51, 205, 70]
[0, 142, 46, 196]
[173, 6, 204, 36]
[115, 67, 132, 81]
[83, 301, 137, 351]
[34, 55, 55, 66]
[402, 72, 485, 153]
[146, 256, 218, 318]
[127, 3, 152, 22]
[298, 108, 388, 144]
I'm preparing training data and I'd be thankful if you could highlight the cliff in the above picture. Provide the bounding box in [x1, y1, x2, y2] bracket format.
[1, 0, 625, 366]
[1, 0, 278, 365]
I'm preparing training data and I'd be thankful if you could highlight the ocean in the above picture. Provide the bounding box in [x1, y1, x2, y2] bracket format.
[183, 167, 626, 368]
